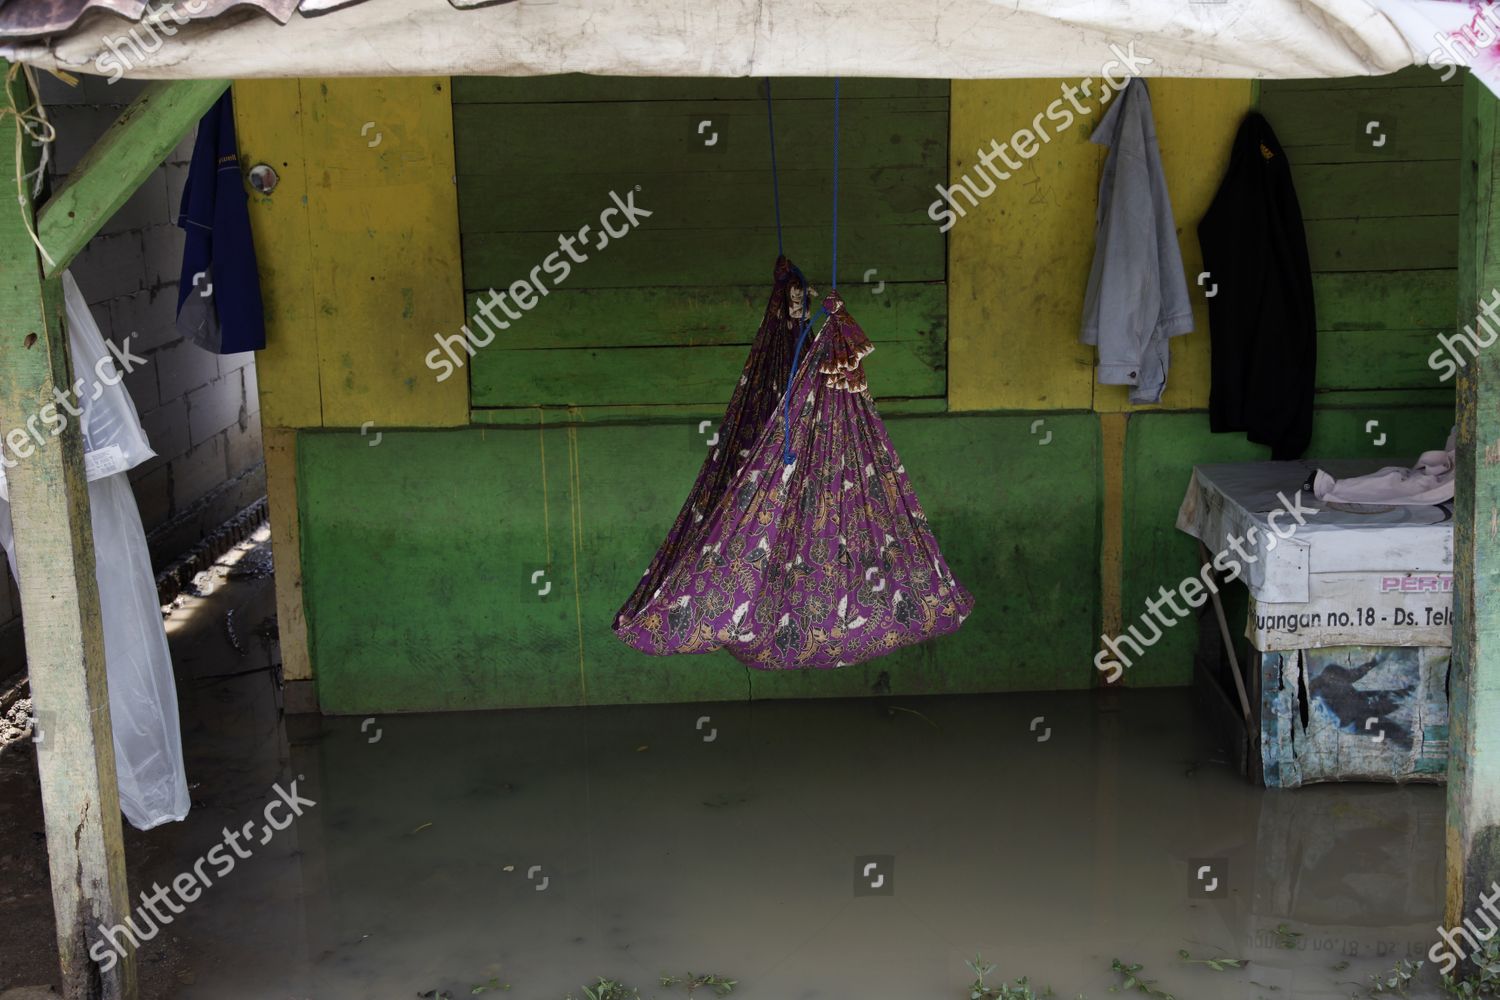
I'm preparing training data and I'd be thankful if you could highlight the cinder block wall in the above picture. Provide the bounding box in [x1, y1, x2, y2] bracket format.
[0, 75, 266, 672]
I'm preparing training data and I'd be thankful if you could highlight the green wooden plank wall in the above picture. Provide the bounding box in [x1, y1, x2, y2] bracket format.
[1260, 67, 1461, 395]
[451, 76, 950, 410]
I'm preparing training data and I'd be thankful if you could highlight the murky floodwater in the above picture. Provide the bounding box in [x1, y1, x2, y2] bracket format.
[149, 620, 1446, 1000]
[5, 534, 1436, 997]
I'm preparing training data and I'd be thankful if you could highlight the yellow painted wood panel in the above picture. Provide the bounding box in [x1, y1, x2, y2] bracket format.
[233, 77, 468, 428]
[303, 78, 467, 427]
[263, 426, 312, 682]
[949, 78, 1252, 413]
[1093, 78, 1252, 413]
[234, 79, 324, 428]
[949, 78, 1100, 412]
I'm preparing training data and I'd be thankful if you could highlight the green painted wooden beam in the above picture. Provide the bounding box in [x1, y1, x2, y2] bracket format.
[1448, 73, 1500, 961]
[462, 284, 946, 350]
[468, 397, 947, 427]
[36, 77, 227, 278]
[0, 62, 137, 1000]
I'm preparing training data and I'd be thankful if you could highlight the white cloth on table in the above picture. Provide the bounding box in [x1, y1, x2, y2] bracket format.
[1312, 428, 1456, 507]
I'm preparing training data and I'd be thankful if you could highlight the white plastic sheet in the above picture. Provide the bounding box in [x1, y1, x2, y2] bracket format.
[0, 272, 189, 831]
[0, 272, 155, 501]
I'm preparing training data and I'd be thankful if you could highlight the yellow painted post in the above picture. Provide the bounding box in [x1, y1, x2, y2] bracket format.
[1098, 411, 1128, 678]
[234, 78, 469, 706]
[234, 77, 468, 430]
[235, 74, 468, 425]
[234, 79, 324, 429]
[262, 427, 312, 688]
[302, 77, 467, 427]
[947, 78, 1100, 413]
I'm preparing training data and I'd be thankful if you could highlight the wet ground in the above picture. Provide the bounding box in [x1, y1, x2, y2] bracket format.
[0, 531, 1450, 999]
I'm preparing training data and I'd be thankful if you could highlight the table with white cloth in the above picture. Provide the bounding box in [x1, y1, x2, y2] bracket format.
[1177, 460, 1452, 788]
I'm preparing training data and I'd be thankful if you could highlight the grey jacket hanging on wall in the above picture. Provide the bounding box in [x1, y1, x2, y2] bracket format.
[1080, 78, 1194, 404]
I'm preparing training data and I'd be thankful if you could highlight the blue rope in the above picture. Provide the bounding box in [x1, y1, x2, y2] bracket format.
[764, 77, 783, 257]
[781, 269, 825, 467]
[781, 79, 842, 466]
[831, 77, 840, 290]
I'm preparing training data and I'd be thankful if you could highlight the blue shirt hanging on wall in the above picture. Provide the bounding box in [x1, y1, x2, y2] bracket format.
[176, 90, 265, 354]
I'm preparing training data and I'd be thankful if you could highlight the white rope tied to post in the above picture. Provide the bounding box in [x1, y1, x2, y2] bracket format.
[1, 61, 59, 270]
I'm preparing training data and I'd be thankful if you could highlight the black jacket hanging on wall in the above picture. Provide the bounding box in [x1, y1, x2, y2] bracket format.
[1198, 112, 1316, 460]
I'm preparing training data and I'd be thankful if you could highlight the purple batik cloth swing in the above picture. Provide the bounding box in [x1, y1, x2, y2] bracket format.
[614, 291, 973, 668]
[612, 79, 974, 669]
[612, 254, 810, 624]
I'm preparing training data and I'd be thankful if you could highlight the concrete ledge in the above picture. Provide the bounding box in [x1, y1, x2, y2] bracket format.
[283, 678, 320, 717]
[145, 462, 267, 568]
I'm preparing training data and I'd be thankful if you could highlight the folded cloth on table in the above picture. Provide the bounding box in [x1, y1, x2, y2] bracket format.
[1312, 427, 1456, 506]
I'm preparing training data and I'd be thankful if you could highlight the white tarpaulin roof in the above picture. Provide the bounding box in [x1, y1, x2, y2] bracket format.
[0, 0, 1493, 84]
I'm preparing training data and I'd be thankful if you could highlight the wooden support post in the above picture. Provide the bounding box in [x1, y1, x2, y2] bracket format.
[0, 63, 136, 999]
[1449, 75, 1500, 946]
